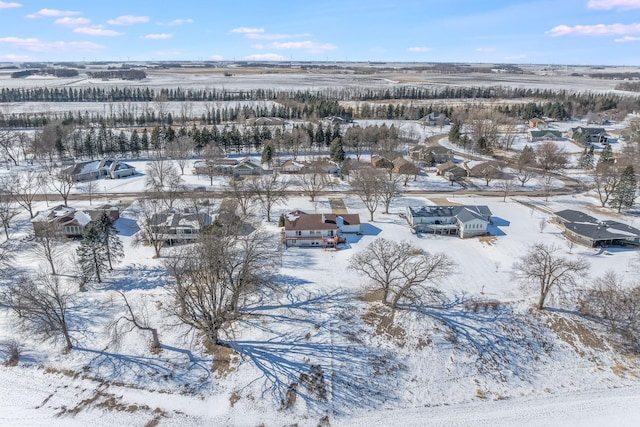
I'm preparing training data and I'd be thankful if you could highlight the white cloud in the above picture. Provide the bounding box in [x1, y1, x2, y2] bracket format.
[27, 8, 81, 18]
[267, 41, 337, 53]
[243, 53, 285, 61]
[0, 36, 104, 52]
[615, 35, 640, 41]
[141, 33, 172, 40]
[587, 0, 640, 10]
[210, 55, 224, 60]
[476, 47, 497, 52]
[0, 53, 30, 61]
[54, 17, 90, 27]
[407, 46, 432, 52]
[159, 18, 193, 26]
[73, 26, 122, 37]
[0, 2, 21, 9]
[107, 15, 149, 25]
[547, 22, 640, 36]
[231, 27, 264, 35]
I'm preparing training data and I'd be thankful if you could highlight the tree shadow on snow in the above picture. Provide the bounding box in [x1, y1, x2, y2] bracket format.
[76, 346, 211, 392]
[400, 296, 553, 381]
[229, 287, 404, 413]
[114, 217, 139, 237]
[101, 264, 168, 291]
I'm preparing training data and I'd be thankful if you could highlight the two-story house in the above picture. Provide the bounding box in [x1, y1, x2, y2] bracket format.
[282, 210, 361, 248]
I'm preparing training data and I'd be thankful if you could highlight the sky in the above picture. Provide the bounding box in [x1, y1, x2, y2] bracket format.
[1, 0, 640, 65]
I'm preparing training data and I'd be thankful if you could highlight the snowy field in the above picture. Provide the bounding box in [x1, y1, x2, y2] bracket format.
[1, 187, 640, 426]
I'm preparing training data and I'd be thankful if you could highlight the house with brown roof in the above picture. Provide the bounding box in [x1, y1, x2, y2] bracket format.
[371, 155, 395, 170]
[282, 210, 361, 248]
[528, 118, 548, 129]
[392, 157, 418, 175]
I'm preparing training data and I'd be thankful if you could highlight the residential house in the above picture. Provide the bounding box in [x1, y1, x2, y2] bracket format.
[65, 158, 136, 181]
[571, 127, 609, 145]
[406, 205, 492, 238]
[245, 117, 285, 126]
[421, 112, 450, 127]
[31, 204, 120, 238]
[528, 118, 548, 129]
[528, 130, 563, 142]
[555, 209, 640, 247]
[282, 210, 361, 248]
[280, 159, 306, 174]
[392, 157, 418, 175]
[192, 157, 262, 177]
[410, 145, 455, 164]
[149, 208, 213, 244]
[371, 155, 394, 170]
[436, 160, 467, 182]
[468, 161, 505, 182]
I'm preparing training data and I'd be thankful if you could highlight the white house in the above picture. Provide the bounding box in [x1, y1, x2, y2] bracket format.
[149, 208, 213, 244]
[65, 158, 136, 181]
[406, 205, 492, 238]
[282, 210, 361, 248]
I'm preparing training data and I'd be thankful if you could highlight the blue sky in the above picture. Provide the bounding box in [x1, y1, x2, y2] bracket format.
[1, 0, 640, 64]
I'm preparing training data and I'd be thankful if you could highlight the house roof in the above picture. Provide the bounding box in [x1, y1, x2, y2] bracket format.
[408, 205, 492, 223]
[428, 146, 453, 155]
[566, 221, 640, 241]
[529, 130, 563, 138]
[555, 209, 598, 224]
[284, 210, 360, 231]
[151, 209, 213, 229]
[573, 127, 607, 135]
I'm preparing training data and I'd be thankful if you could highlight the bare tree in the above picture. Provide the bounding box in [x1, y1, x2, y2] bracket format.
[378, 172, 402, 214]
[1, 273, 74, 352]
[153, 93, 169, 124]
[351, 167, 383, 221]
[166, 136, 194, 175]
[5, 172, 41, 218]
[497, 178, 515, 202]
[145, 159, 183, 208]
[134, 200, 167, 258]
[32, 224, 65, 276]
[51, 168, 76, 207]
[592, 163, 623, 207]
[0, 130, 21, 166]
[536, 141, 568, 174]
[166, 229, 276, 347]
[199, 144, 224, 186]
[0, 189, 18, 239]
[513, 243, 589, 310]
[499, 117, 519, 151]
[299, 167, 328, 203]
[248, 174, 289, 222]
[109, 291, 160, 352]
[580, 271, 640, 351]
[228, 177, 257, 216]
[349, 238, 453, 310]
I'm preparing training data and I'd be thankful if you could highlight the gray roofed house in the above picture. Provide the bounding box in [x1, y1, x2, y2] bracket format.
[571, 127, 609, 145]
[149, 208, 213, 244]
[528, 130, 563, 142]
[555, 209, 640, 247]
[406, 205, 492, 238]
[65, 158, 136, 181]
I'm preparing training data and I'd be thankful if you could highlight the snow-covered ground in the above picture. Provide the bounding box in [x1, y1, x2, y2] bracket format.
[1, 187, 640, 426]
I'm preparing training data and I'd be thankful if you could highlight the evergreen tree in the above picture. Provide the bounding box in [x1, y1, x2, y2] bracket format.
[95, 212, 124, 270]
[278, 213, 285, 227]
[329, 137, 346, 163]
[76, 224, 109, 283]
[597, 143, 614, 168]
[448, 120, 461, 144]
[580, 144, 595, 169]
[261, 143, 274, 167]
[610, 165, 637, 213]
[130, 130, 141, 158]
